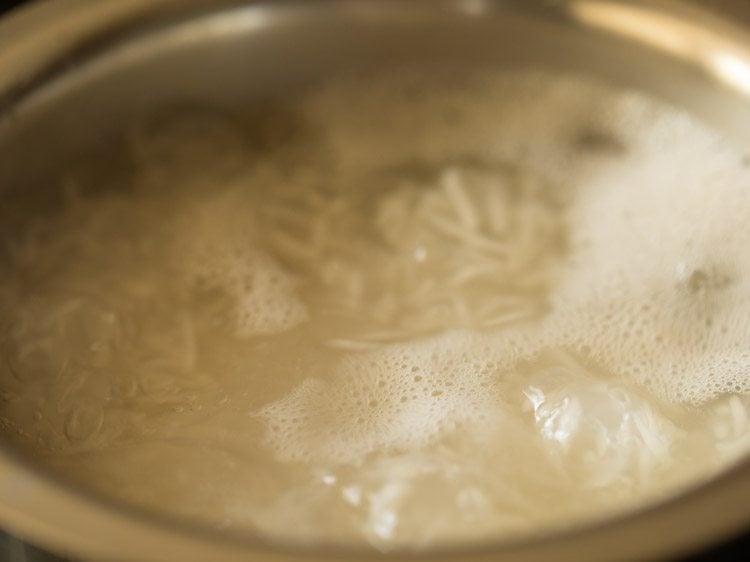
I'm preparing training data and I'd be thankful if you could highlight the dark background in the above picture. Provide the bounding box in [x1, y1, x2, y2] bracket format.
[1, 0, 23, 14]
[0, 0, 749, 560]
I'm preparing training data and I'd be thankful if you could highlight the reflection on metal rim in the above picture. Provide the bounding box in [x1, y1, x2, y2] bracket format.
[569, 0, 750, 95]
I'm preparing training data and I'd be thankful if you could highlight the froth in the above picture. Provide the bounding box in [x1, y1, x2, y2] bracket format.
[4, 67, 750, 547]
[177, 191, 308, 337]
[258, 70, 750, 472]
[258, 332, 514, 464]
[541, 97, 750, 402]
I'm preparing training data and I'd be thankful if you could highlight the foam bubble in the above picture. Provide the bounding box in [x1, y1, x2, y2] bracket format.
[257, 332, 515, 464]
[539, 96, 750, 402]
[177, 191, 308, 337]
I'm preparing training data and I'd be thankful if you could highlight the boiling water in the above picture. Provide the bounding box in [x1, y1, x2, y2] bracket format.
[1, 69, 750, 549]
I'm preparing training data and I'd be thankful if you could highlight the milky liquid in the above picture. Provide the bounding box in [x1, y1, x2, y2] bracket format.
[1, 69, 750, 549]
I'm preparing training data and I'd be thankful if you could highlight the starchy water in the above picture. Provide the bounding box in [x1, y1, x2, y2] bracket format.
[1, 69, 749, 549]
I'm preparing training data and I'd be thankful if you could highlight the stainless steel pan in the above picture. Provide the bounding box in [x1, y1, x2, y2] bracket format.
[1, 2, 750, 561]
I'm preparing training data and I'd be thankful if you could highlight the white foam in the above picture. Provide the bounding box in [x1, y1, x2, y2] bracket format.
[258, 70, 750, 476]
[5, 68, 750, 547]
[257, 332, 516, 464]
[541, 96, 750, 402]
[177, 191, 308, 337]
